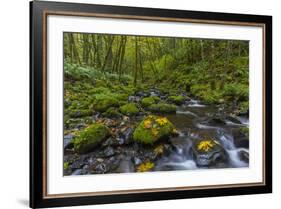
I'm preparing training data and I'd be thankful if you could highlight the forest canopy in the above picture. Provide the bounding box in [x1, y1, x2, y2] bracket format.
[63, 33, 249, 112]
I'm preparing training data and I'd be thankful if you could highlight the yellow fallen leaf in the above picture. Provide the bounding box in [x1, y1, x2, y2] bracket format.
[137, 161, 154, 172]
[197, 140, 214, 152]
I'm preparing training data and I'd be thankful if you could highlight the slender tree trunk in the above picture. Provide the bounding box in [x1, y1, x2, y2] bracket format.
[138, 37, 144, 82]
[96, 35, 102, 68]
[134, 36, 138, 86]
[200, 40, 204, 61]
[118, 36, 127, 81]
[101, 36, 115, 72]
[113, 37, 123, 73]
[69, 34, 81, 65]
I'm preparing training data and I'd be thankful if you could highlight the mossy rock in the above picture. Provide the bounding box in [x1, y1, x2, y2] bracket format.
[72, 123, 110, 154]
[68, 109, 93, 118]
[168, 95, 185, 105]
[92, 94, 119, 112]
[102, 107, 122, 118]
[133, 115, 175, 144]
[120, 103, 139, 115]
[148, 103, 177, 113]
[121, 85, 136, 95]
[113, 93, 129, 101]
[141, 96, 160, 107]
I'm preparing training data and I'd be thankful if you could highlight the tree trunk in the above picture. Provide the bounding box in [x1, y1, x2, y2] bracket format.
[118, 36, 127, 81]
[101, 36, 115, 72]
[134, 36, 138, 86]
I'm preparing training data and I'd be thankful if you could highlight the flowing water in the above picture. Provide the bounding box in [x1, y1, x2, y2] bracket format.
[154, 100, 249, 171]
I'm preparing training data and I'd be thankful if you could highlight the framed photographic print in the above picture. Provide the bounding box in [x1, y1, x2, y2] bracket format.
[30, 0, 272, 208]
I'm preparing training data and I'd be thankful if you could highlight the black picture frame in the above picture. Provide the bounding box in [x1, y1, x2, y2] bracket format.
[30, 1, 272, 208]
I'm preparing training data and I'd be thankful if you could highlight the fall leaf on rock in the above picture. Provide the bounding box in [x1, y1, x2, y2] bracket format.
[137, 161, 155, 172]
[156, 117, 168, 126]
[172, 128, 179, 135]
[197, 140, 214, 152]
[154, 144, 164, 155]
[144, 119, 152, 129]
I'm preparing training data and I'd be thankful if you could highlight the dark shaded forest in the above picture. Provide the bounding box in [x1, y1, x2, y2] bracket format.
[63, 33, 249, 175]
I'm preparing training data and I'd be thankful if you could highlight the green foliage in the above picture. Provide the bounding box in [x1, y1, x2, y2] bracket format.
[119, 103, 139, 115]
[72, 123, 110, 154]
[64, 34, 249, 114]
[64, 63, 102, 81]
[133, 115, 175, 144]
[64, 162, 70, 170]
[223, 83, 248, 102]
[89, 87, 111, 95]
[148, 103, 177, 113]
[154, 54, 177, 72]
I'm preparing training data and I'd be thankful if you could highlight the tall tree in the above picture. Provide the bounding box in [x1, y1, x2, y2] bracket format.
[101, 36, 115, 72]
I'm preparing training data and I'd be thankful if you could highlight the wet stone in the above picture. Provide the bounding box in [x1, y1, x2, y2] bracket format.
[64, 134, 74, 148]
[238, 149, 249, 163]
[103, 146, 115, 157]
[202, 117, 226, 126]
[71, 169, 83, 175]
[119, 127, 133, 144]
[128, 95, 141, 103]
[115, 158, 135, 173]
[133, 157, 142, 166]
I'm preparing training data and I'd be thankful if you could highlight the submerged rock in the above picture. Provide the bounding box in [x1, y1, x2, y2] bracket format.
[232, 127, 249, 148]
[72, 123, 111, 154]
[238, 149, 249, 163]
[201, 116, 226, 126]
[225, 115, 242, 125]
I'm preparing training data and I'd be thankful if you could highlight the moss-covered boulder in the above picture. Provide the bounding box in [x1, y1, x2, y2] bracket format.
[92, 94, 119, 112]
[68, 109, 93, 118]
[168, 95, 185, 105]
[72, 123, 110, 154]
[102, 107, 122, 118]
[148, 103, 177, 113]
[113, 93, 129, 101]
[133, 115, 175, 144]
[141, 96, 160, 107]
[120, 103, 139, 115]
